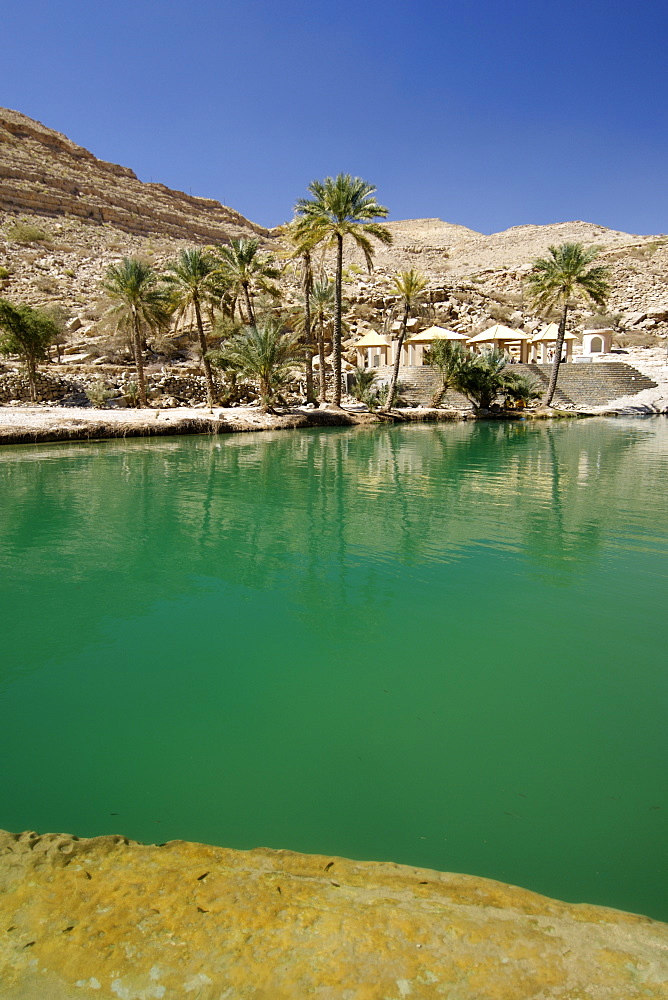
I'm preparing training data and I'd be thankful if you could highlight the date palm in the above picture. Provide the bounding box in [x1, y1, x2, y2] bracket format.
[216, 318, 301, 412]
[164, 249, 218, 407]
[212, 238, 281, 326]
[294, 174, 392, 406]
[282, 222, 317, 404]
[101, 258, 172, 407]
[526, 243, 610, 406]
[382, 269, 427, 410]
[309, 278, 336, 402]
[425, 339, 467, 406]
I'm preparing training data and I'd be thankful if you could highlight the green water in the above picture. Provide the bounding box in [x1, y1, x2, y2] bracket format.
[0, 418, 666, 920]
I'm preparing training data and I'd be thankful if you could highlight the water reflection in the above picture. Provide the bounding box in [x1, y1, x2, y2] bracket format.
[0, 420, 667, 921]
[0, 420, 666, 639]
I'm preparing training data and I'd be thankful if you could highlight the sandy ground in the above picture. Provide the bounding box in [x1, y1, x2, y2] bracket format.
[0, 403, 464, 446]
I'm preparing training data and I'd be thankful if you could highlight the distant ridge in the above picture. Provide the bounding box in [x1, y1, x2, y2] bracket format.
[0, 108, 267, 242]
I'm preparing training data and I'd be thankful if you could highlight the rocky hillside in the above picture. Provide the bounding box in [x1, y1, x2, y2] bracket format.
[0, 107, 266, 242]
[1, 108, 668, 354]
[337, 218, 668, 342]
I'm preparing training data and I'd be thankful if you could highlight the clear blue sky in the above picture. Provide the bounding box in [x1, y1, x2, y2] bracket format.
[2, 0, 667, 234]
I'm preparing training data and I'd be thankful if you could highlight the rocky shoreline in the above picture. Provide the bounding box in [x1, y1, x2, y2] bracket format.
[1, 829, 666, 999]
[0, 402, 599, 447]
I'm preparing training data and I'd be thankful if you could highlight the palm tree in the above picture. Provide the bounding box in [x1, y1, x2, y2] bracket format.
[101, 258, 172, 407]
[425, 339, 467, 406]
[211, 238, 281, 326]
[382, 269, 427, 410]
[294, 174, 392, 406]
[163, 249, 218, 408]
[526, 243, 611, 406]
[454, 348, 516, 411]
[282, 222, 317, 404]
[309, 278, 337, 402]
[503, 373, 543, 409]
[349, 366, 388, 410]
[0, 299, 59, 402]
[217, 318, 301, 411]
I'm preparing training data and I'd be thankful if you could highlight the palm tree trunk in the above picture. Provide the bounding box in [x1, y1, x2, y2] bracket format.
[303, 255, 315, 404]
[194, 296, 216, 408]
[333, 233, 343, 407]
[545, 303, 568, 407]
[318, 317, 327, 402]
[243, 283, 255, 326]
[383, 301, 409, 411]
[259, 374, 273, 413]
[131, 306, 147, 407]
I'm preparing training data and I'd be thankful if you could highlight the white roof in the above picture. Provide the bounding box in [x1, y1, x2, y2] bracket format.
[467, 324, 532, 343]
[532, 323, 578, 342]
[354, 332, 392, 348]
[406, 325, 469, 343]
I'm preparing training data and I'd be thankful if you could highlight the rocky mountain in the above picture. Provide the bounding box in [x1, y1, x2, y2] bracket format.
[338, 218, 668, 340]
[0, 107, 266, 242]
[1, 108, 667, 352]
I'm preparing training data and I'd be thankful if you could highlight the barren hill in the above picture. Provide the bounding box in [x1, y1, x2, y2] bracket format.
[1, 108, 668, 354]
[0, 107, 266, 242]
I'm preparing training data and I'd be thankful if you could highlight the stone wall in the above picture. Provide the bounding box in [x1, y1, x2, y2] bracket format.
[0, 370, 72, 403]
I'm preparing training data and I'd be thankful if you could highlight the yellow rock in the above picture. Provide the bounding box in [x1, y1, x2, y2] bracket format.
[0, 829, 666, 999]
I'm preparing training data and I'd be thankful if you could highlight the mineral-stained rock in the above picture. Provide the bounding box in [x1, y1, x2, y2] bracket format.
[0, 830, 666, 1000]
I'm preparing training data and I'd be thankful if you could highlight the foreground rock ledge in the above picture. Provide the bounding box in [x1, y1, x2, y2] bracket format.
[1, 831, 666, 1000]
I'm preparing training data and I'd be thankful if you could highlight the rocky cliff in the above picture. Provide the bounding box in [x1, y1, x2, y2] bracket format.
[1, 830, 667, 1000]
[0, 108, 266, 242]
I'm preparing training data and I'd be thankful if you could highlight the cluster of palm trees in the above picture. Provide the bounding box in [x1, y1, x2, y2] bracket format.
[425, 341, 543, 410]
[1, 171, 613, 413]
[99, 173, 394, 411]
[101, 239, 283, 408]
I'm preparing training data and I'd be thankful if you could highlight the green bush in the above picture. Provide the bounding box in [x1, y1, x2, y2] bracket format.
[0, 266, 10, 280]
[6, 222, 50, 245]
[124, 381, 140, 406]
[86, 381, 112, 408]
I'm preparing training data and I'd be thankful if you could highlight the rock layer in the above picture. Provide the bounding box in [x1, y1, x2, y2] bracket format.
[1, 830, 667, 999]
[0, 108, 266, 242]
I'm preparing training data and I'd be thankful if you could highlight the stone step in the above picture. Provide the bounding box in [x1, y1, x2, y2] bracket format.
[370, 363, 658, 408]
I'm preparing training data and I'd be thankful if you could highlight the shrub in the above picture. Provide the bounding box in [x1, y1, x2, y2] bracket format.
[586, 312, 622, 330]
[503, 374, 543, 409]
[6, 222, 50, 244]
[32, 276, 59, 294]
[124, 381, 140, 406]
[86, 381, 113, 408]
[0, 266, 10, 281]
[349, 366, 392, 410]
[151, 334, 182, 359]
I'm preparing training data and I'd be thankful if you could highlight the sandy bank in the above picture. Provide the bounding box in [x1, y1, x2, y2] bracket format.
[0, 404, 471, 446]
[1, 829, 666, 999]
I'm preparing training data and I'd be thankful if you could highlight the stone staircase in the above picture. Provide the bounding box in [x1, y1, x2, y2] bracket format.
[372, 363, 657, 408]
[373, 366, 470, 407]
[518, 363, 657, 407]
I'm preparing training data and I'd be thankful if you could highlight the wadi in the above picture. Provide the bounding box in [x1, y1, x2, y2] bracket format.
[1, 106, 667, 442]
[1, 108, 667, 1000]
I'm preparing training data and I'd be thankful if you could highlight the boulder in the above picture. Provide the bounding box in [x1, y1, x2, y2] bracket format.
[0, 830, 666, 1000]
